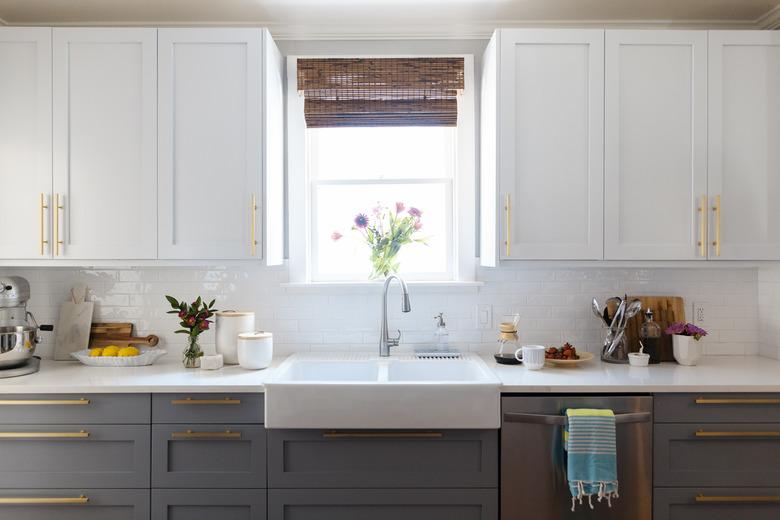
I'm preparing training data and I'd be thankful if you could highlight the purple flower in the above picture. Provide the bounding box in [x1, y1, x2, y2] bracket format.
[408, 207, 422, 218]
[354, 213, 369, 229]
[413, 220, 422, 231]
[395, 202, 405, 213]
[665, 322, 708, 341]
[331, 231, 343, 241]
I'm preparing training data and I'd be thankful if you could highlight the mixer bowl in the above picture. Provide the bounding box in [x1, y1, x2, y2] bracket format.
[0, 326, 38, 368]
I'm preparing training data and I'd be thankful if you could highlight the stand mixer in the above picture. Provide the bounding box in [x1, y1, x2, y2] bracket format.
[0, 277, 53, 375]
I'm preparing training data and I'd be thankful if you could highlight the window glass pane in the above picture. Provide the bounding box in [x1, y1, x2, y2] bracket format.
[309, 127, 454, 180]
[314, 183, 449, 280]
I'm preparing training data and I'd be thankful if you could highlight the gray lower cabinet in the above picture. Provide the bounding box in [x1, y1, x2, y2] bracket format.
[152, 489, 266, 520]
[0, 489, 149, 520]
[654, 488, 780, 520]
[267, 429, 497, 488]
[268, 489, 497, 520]
[655, 394, 780, 423]
[0, 394, 150, 424]
[152, 394, 264, 424]
[152, 424, 267, 488]
[0, 424, 150, 488]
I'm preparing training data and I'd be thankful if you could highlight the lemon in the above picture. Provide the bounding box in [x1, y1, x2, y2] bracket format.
[118, 346, 140, 357]
[89, 348, 104, 357]
[101, 345, 120, 357]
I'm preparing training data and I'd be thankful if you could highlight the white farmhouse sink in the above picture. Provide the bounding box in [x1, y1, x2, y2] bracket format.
[264, 353, 501, 429]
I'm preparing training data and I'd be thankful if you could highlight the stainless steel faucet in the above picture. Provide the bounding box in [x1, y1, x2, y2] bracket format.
[379, 275, 411, 357]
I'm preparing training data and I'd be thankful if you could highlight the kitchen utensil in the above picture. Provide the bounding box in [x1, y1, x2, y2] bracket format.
[216, 310, 256, 365]
[71, 348, 167, 367]
[90, 322, 133, 338]
[237, 331, 273, 370]
[545, 351, 595, 367]
[90, 335, 160, 349]
[54, 285, 94, 360]
[592, 298, 608, 325]
[516, 345, 545, 370]
[494, 353, 522, 365]
[0, 277, 53, 369]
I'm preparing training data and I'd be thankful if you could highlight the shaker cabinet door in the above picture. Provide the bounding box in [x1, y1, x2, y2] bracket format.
[0, 27, 52, 260]
[52, 28, 157, 259]
[158, 28, 263, 259]
[604, 30, 707, 260]
[708, 31, 780, 260]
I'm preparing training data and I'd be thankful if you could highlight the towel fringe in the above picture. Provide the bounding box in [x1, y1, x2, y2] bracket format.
[570, 481, 620, 511]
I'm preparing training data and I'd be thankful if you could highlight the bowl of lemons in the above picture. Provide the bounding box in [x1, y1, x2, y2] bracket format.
[71, 345, 167, 367]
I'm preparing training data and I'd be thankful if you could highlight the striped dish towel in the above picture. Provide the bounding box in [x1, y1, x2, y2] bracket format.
[564, 408, 619, 511]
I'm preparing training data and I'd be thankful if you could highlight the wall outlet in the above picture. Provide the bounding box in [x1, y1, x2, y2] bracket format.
[692, 302, 707, 324]
[476, 304, 492, 330]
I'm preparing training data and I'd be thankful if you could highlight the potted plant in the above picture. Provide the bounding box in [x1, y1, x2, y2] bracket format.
[165, 295, 217, 368]
[665, 322, 708, 366]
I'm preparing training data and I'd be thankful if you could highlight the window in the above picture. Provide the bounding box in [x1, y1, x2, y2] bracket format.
[288, 56, 476, 283]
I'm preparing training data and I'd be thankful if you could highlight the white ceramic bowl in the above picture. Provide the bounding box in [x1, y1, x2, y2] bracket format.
[628, 352, 650, 367]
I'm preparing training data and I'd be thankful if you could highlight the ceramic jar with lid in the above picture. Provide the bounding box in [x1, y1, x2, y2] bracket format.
[237, 331, 273, 370]
[215, 310, 255, 365]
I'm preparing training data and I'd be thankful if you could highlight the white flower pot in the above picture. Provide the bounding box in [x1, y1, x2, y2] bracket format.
[672, 335, 702, 366]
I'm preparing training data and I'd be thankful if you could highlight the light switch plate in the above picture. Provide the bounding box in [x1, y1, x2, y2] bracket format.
[476, 304, 492, 330]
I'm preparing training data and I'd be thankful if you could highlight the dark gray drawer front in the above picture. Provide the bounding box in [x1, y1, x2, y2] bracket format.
[655, 423, 780, 486]
[268, 489, 497, 520]
[0, 394, 150, 424]
[0, 424, 150, 488]
[152, 489, 266, 520]
[654, 488, 780, 520]
[152, 424, 266, 488]
[655, 394, 780, 423]
[0, 489, 149, 520]
[268, 429, 497, 489]
[153, 394, 263, 424]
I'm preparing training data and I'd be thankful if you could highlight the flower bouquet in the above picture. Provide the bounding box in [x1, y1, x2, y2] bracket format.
[165, 295, 217, 368]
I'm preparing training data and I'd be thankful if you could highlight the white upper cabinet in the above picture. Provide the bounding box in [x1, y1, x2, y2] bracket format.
[52, 28, 157, 259]
[158, 28, 265, 260]
[481, 29, 604, 263]
[708, 31, 780, 260]
[604, 30, 707, 260]
[262, 29, 285, 266]
[0, 28, 52, 259]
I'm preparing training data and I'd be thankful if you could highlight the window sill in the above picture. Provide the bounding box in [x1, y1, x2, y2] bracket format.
[280, 280, 484, 292]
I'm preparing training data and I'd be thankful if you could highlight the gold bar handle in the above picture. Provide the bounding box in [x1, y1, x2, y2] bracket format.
[323, 431, 443, 439]
[712, 194, 721, 257]
[697, 195, 706, 257]
[504, 194, 511, 257]
[40, 193, 49, 256]
[54, 193, 64, 256]
[171, 430, 241, 440]
[695, 397, 780, 405]
[0, 495, 89, 505]
[696, 495, 780, 504]
[0, 430, 89, 439]
[170, 397, 241, 405]
[0, 398, 90, 406]
[695, 430, 780, 438]
[251, 194, 258, 256]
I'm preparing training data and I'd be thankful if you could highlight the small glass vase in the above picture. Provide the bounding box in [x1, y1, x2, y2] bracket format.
[183, 337, 203, 369]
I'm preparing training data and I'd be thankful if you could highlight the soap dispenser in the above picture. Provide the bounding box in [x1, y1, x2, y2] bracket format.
[433, 313, 449, 351]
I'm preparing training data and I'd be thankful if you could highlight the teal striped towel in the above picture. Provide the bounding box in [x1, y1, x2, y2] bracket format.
[564, 408, 619, 511]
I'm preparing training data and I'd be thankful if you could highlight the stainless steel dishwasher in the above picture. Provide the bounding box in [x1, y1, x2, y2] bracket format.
[501, 395, 652, 519]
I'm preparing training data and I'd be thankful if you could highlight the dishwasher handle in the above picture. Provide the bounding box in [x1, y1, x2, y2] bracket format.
[503, 411, 651, 426]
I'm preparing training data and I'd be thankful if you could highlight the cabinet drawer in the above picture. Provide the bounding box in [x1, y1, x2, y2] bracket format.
[655, 394, 780, 423]
[152, 489, 266, 520]
[268, 489, 497, 520]
[0, 489, 149, 520]
[153, 393, 263, 424]
[0, 394, 150, 424]
[268, 429, 497, 489]
[152, 424, 266, 488]
[0, 424, 150, 488]
[654, 488, 780, 520]
[654, 423, 780, 486]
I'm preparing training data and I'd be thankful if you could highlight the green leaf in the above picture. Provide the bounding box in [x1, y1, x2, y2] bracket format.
[165, 295, 179, 308]
[165, 310, 180, 314]
[174, 329, 190, 334]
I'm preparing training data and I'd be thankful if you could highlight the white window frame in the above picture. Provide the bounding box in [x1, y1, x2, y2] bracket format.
[287, 54, 476, 284]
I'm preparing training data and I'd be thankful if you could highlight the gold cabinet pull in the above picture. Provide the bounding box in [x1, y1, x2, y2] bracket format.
[504, 193, 511, 257]
[711, 194, 721, 256]
[171, 430, 241, 440]
[695, 397, 780, 405]
[697, 195, 706, 257]
[170, 397, 241, 405]
[695, 430, 780, 438]
[54, 193, 64, 256]
[0, 430, 89, 439]
[0, 495, 89, 505]
[250, 193, 258, 256]
[323, 431, 443, 439]
[696, 495, 780, 504]
[0, 398, 90, 406]
[39, 193, 49, 255]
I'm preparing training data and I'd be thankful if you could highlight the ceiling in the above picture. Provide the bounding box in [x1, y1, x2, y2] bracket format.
[0, 0, 778, 38]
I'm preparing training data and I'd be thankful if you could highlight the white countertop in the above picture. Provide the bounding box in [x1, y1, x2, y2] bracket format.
[1, 354, 779, 394]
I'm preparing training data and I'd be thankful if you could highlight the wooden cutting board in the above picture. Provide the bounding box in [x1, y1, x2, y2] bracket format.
[89, 322, 159, 349]
[621, 296, 686, 362]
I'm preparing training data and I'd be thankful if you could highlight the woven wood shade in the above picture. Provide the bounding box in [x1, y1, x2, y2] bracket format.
[297, 58, 464, 128]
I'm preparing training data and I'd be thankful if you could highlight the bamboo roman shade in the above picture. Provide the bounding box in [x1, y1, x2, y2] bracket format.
[297, 58, 465, 128]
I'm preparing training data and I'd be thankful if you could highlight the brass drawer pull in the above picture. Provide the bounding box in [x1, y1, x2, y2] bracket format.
[0, 495, 89, 505]
[695, 397, 780, 405]
[251, 193, 258, 256]
[0, 430, 89, 439]
[171, 397, 241, 405]
[40, 193, 49, 255]
[696, 495, 780, 504]
[712, 194, 721, 256]
[504, 194, 511, 257]
[0, 398, 90, 406]
[697, 195, 706, 257]
[171, 430, 241, 440]
[322, 431, 443, 439]
[695, 430, 780, 438]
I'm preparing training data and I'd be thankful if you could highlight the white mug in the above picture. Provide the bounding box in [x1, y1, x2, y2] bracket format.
[515, 345, 546, 370]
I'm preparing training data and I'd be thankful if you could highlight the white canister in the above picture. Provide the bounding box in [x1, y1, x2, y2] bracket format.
[237, 331, 273, 370]
[215, 311, 255, 365]
[672, 335, 702, 366]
